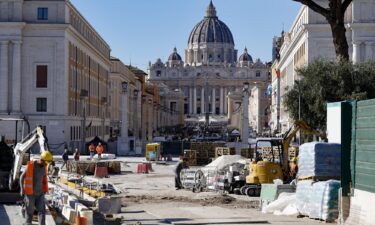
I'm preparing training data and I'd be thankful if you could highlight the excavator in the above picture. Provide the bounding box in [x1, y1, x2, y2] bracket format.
[240, 120, 326, 196]
[0, 120, 50, 195]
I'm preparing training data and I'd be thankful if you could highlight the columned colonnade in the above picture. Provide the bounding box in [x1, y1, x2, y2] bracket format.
[187, 85, 229, 115]
[0, 40, 22, 113]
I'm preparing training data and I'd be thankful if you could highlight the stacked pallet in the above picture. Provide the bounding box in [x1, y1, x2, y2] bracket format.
[240, 148, 254, 158]
[296, 142, 341, 222]
[215, 147, 236, 158]
[260, 147, 282, 162]
[183, 150, 197, 166]
[190, 142, 225, 165]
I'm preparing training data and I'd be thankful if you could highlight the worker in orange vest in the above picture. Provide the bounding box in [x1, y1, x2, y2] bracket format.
[89, 143, 95, 160]
[20, 151, 53, 225]
[96, 142, 104, 160]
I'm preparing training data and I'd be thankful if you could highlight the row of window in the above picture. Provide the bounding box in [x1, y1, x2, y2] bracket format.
[70, 125, 110, 141]
[69, 10, 110, 58]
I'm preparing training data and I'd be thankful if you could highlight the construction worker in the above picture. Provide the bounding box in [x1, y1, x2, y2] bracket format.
[20, 150, 53, 225]
[89, 143, 95, 160]
[289, 157, 298, 180]
[61, 148, 69, 170]
[96, 142, 104, 160]
[174, 157, 189, 190]
[73, 148, 80, 161]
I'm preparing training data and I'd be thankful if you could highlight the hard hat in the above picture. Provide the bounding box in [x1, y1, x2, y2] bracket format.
[41, 151, 53, 163]
[291, 157, 298, 162]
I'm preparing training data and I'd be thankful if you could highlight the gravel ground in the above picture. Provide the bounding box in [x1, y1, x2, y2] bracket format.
[74, 157, 325, 225]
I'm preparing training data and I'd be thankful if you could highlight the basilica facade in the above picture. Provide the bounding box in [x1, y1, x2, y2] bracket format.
[148, 1, 270, 132]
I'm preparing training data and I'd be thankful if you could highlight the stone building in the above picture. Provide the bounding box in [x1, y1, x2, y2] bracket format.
[0, 0, 111, 153]
[272, 0, 375, 133]
[148, 1, 269, 133]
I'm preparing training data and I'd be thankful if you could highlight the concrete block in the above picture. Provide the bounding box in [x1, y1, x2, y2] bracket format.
[67, 195, 78, 209]
[97, 196, 122, 214]
[62, 205, 77, 223]
[75, 202, 87, 212]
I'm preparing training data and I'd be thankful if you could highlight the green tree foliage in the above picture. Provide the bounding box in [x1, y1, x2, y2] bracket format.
[284, 60, 375, 130]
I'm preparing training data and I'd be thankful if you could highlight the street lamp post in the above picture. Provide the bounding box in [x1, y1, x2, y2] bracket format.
[242, 82, 250, 148]
[80, 89, 88, 154]
[118, 81, 129, 155]
[295, 80, 301, 145]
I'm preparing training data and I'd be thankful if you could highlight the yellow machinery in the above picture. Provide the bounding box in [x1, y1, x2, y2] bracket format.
[145, 143, 160, 161]
[241, 120, 325, 196]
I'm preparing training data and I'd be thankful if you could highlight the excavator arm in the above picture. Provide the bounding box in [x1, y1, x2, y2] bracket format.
[282, 120, 326, 172]
[9, 126, 49, 190]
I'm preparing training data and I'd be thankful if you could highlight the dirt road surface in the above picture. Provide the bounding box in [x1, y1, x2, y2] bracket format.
[101, 157, 324, 225]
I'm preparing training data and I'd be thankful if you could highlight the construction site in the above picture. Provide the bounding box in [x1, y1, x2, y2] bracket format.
[0, 99, 373, 225]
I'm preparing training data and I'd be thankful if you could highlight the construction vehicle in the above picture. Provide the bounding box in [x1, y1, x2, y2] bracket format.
[240, 120, 326, 196]
[0, 119, 50, 193]
[145, 143, 161, 161]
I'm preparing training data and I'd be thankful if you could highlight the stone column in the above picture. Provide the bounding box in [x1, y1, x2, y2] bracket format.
[12, 41, 22, 113]
[353, 41, 361, 64]
[224, 87, 228, 114]
[193, 87, 197, 114]
[153, 105, 157, 132]
[118, 87, 129, 155]
[194, 50, 198, 64]
[211, 87, 216, 114]
[189, 87, 193, 114]
[227, 93, 233, 121]
[148, 101, 153, 142]
[0, 41, 9, 112]
[201, 87, 204, 114]
[219, 87, 224, 114]
[365, 41, 373, 61]
[242, 88, 250, 147]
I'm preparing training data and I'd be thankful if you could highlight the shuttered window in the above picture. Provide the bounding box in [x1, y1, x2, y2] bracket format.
[36, 65, 48, 88]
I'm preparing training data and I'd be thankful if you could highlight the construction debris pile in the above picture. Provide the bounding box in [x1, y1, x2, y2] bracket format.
[67, 160, 121, 175]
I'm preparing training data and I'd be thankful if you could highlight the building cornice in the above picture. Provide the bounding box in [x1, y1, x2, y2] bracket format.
[0, 22, 26, 29]
[66, 0, 111, 51]
[278, 28, 307, 68]
[66, 25, 111, 66]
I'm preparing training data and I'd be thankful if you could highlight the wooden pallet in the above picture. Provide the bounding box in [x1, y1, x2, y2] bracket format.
[297, 176, 341, 181]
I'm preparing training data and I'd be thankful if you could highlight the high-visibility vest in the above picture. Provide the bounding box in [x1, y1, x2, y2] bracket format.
[96, 145, 104, 154]
[23, 161, 48, 195]
[89, 144, 95, 152]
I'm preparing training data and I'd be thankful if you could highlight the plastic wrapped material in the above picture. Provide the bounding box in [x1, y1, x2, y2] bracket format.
[296, 180, 314, 216]
[309, 180, 340, 222]
[262, 192, 295, 214]
[298, 142, 341, 178]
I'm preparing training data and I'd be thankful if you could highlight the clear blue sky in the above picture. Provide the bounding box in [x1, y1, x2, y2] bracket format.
[70, 0, 302, 71]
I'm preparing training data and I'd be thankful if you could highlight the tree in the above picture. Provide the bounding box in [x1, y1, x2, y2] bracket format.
[284, 60, 375, 130]
[293, 0, 352, 61]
